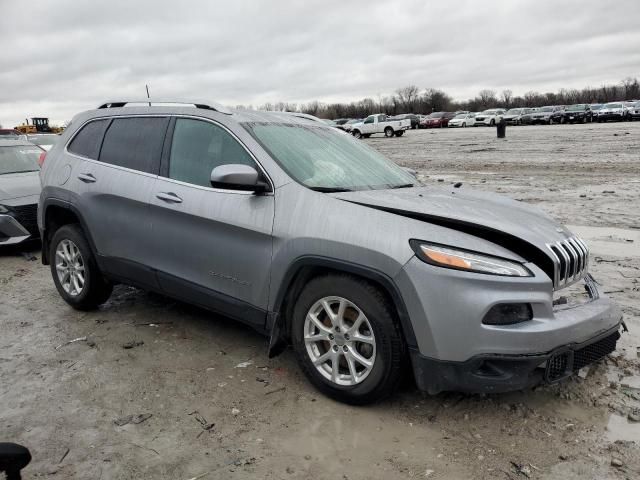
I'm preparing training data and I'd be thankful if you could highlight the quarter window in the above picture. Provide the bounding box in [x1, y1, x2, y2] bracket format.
[67, 119, 109, 160]
[99, 117, 168, 174]
[168, 118, 256, 188]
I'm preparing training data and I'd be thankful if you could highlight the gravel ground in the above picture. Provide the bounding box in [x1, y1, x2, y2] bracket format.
[1, 121, 639, 479]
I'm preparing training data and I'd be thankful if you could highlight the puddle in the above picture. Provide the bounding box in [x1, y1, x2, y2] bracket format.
[605, 413, 640, 443]
[567, 225, 640, 258]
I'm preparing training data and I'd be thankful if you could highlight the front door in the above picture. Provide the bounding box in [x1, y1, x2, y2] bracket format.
[149, 117, 274, 327]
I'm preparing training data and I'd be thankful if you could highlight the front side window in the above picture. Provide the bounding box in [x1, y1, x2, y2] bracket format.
[99, 117, 168, 174]
[168, 118, 256, 188]
[245, 123, 415, 192]
[363, 116, 374, 124]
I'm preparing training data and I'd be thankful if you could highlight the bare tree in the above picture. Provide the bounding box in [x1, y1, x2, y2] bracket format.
[478, 89, 497, 108]
[501, 89, 513, 108]
[395, 85, 420, 112]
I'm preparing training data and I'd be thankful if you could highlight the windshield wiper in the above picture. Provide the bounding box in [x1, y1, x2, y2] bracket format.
[389, 183, 415, 189]
[0, 170, 37, 174]
[308, 186, 353, 193]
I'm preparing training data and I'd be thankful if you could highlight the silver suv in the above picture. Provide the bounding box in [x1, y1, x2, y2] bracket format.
[38, 100, 623, 404]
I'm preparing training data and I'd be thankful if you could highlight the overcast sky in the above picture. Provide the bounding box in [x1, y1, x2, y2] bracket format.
[1, 0, 639, 126]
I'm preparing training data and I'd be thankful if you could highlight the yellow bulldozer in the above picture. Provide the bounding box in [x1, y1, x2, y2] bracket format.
[15, 117, 64, 134]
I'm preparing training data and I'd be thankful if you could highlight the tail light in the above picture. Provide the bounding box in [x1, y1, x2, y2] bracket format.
[38, 151, 47, 167]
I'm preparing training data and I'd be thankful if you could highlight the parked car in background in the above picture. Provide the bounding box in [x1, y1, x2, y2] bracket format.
[597, 102, 630, 122]
[0, 129, 25, 139]
[332, 118, 350, 130]
[351, 114, 411, 138]
[559, 104, 592, 124]
[38, 100, 622, 404]
[474, 109, 506, 126]
[0, 139, 44, 245]
[393, 114, 420, 129]
[448, 113, 475, 128]
[27, 133, 59, 151]
[503, 108, 532, 125]
[524, 106, 562, 125]
[342, 119, 362, 133]
[549, 106, 568, 124]
[630, 101, 640, 121]
[420, 112, 456, 128]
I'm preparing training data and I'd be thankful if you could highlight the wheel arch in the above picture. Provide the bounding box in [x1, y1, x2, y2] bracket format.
[267, 256, 418, 357]
[41, 199, 98, 266]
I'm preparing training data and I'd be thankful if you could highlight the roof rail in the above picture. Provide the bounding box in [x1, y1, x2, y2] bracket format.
[96, 99, 233, 115]
[280, 112, 326, 123]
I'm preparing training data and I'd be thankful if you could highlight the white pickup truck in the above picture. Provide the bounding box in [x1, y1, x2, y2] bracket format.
[350, 114, 411, 139]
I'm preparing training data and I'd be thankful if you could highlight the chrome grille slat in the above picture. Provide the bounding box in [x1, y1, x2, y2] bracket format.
[546, 236, 590, 290]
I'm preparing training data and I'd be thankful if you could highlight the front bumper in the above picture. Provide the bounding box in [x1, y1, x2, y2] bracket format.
[0, 204, 39, 245]
[410, 323, 622, 394]
[598, 113, 624, 121]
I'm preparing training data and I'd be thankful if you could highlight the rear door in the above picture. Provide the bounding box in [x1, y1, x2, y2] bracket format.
[77, 116, 169, 288]
[148, 117, 274, 327]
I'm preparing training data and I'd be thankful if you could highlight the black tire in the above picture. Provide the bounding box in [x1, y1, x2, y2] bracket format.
[291, 274, 405, 405]
[363, 134, 371, 138]
[489, 119, 495, 126]
[395, 130, 404, 137]
[384, 127, 394, 138]
[50, 224, 113, 310]
[353, 130, 362, 139]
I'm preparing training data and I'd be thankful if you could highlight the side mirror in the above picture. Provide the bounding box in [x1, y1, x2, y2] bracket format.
[210, 164, 269, 193]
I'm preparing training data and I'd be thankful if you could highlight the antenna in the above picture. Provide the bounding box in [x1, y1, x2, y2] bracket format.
[145, 85, 151, 106]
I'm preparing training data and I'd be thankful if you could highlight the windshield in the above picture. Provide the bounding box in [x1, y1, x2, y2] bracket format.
[540, 106, 554, 112]
[0, 145, 41, 174]
[605, 103, 622, 108]
[567, 104, 585, 111]
[27, 134, 58, 146]
[505, 109, 521, 115]
[591, 104, 602, 110]
[453, 114, 467, 119]
[244, 123, 416, 191]
[481, 110, 496, 114]
[429, 112, 444, 118]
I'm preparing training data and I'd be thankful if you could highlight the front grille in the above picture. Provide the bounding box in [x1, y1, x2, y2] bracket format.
[574, 331, 619, 371]
[547, 236, 589, 290]
[546, 352, 569, 382]
[11, 204, 39, 236]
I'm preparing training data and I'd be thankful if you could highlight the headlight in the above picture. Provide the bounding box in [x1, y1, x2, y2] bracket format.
[410, 241, 532, 277]
[0, 205, 9, 213]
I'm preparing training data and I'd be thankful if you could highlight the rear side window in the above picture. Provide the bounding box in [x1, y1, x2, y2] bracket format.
[168, 118, 255, 188]
[67, 119, 109, 159]
[99, 117, 169, 174]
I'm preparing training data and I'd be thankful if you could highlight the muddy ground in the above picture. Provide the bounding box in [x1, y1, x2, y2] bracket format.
[1, 121, 639, 479]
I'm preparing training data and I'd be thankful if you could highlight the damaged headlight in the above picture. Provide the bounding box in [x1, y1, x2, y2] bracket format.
[410, 241, 532, 277]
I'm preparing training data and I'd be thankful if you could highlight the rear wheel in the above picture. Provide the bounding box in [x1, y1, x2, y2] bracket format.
[384, 127, 394, 138]
[291, 275, 405, 405]
[353, 130, 362, 139]
[50, 224, 113, 310]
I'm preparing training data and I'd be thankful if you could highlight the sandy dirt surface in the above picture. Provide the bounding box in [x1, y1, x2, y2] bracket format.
[1, 122, 639, 479]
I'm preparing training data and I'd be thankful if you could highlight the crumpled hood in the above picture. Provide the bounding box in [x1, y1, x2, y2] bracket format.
[0, 171, 41, 202]
[331, 186, 574, 253]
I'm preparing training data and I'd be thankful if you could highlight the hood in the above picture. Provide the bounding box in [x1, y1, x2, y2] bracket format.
[0, 171, 41, 202]
[332, 186, 575, 280]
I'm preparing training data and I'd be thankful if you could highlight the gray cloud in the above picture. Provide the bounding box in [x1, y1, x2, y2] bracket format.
[1, 0, 639, 126]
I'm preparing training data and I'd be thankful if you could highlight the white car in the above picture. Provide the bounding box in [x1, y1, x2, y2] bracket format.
[448, 113, 476, 128]
[350, 114, 411, 138]
[597, 102, 631, 122]
[473, 109, 506, 126]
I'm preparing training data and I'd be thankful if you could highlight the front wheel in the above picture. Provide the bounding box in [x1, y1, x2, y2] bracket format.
[462, 122, 467, 128]
[395, 130, 404, 137]
[489, 119, 495, 126]
[384, 127, 394, 138]
[353, 130, 362, 139]
[50, 224, 113, 310]
[291, 275, 405, 405]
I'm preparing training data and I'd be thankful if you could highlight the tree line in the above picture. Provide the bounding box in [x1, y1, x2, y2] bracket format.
[238, 76, 639, 119]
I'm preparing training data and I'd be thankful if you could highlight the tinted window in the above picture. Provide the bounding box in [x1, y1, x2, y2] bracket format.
[168, 118, 255, 188]
[99, 117, 168, 174]
[67, 119, 109, 159]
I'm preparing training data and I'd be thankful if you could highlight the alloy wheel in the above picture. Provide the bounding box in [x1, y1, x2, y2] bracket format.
[55, 239, 85, 296]
[304, 296, 376, 386]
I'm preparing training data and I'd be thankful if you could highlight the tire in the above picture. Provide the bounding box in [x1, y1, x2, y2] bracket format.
[395, 130, 404, 137]
[50, 224, 113, 310]
[353, 130, 362, 139]
[384, 127, 394, 138]
[291, 274, 405, 405]
[363, 134, 371, 138]
[489, 119, 495, 126]
[462, 122, 466, 128]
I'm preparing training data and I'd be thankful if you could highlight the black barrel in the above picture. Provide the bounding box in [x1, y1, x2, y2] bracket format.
[496, 117, 506, 138]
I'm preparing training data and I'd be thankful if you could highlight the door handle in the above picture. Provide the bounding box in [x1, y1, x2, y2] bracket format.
[78, 173, 96, 183]
[156, 192, 183, 203]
